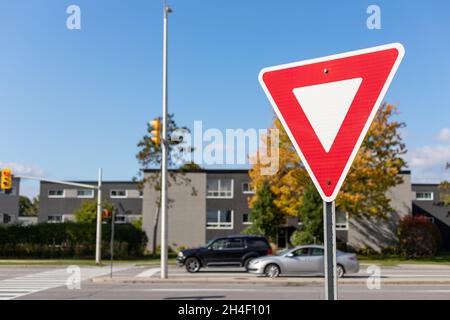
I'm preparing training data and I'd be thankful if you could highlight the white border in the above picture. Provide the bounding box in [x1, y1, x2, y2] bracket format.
[259, 43, 405, 202]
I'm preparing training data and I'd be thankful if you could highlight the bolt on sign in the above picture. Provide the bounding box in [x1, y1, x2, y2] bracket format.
[259, 43, 405, 202]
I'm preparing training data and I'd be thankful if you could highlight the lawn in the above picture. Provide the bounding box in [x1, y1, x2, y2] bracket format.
[358, 253, 450, 266]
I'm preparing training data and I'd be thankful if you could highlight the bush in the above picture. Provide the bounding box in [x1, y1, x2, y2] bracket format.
[290, 230, 318, 246]
[356, 247, 379, 257]
[398, 216, 442, 258]
[0, 222, 147, 259]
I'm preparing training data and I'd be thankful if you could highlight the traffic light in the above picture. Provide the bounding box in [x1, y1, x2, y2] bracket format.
[150, 118, 162, 145]
[1, 169, 12, 190]
[103, 209, 110, 219]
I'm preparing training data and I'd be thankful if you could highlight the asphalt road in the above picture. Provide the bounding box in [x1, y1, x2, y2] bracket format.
[0, 264, 450, 300]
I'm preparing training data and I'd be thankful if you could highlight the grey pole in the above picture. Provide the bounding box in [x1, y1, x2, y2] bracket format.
[95, 168, 103, 265]
[160, 2, 171, 279]
[323, 201, 337, 300]
[110, 208, 115, 278]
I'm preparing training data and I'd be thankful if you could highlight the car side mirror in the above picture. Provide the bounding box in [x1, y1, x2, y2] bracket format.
[286, 253, 294, 257]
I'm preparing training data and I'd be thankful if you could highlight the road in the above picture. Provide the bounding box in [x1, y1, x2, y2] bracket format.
[0, 264, 449, 300]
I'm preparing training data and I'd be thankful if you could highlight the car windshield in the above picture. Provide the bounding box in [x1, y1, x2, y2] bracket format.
[205, 239, 216, 248]
[276, 249, 290, 256]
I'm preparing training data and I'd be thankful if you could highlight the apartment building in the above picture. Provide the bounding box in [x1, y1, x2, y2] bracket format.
[412, 183, 450, 250]
[142, 169, 413, 251]
[38, 181, 142, 223]
[0, 177, 20, 224]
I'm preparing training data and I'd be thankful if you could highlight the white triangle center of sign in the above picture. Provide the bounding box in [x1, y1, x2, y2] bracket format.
[293, 77, 362, 153]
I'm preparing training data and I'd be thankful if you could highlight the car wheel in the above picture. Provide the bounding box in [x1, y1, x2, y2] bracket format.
[185, 257, 201, 273]
[264, 264, 280, 278]
[243, 257, 254, 271]
[336, 264, 345, 278]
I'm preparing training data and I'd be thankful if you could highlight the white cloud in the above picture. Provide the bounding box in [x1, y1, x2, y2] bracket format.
[0, 162, 45, 177]
[406, 129, 450, 183]
[438, 128, 450, 142]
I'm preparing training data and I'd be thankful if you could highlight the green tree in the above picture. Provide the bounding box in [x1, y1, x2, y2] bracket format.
[243, 181, 284, 243]
[19, 196, 39, 216]
[73, 200, 115, 223]
[135, 113, 198, 253]
[290, 184, 323, 246]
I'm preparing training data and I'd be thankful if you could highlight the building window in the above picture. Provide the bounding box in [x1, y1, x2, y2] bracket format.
[242, 182, 255, 194]
[110, 190, 127, 198]
[336, 212, 349, 230]
[77, 189, 94, 198]
[416, 192, 434, 201]
[48, 215, 63, 223]
[242, 213, 253, 224]
[206, 179, 233, 199]
[206, 210, 233, 229]
[48, 190, 65, 198]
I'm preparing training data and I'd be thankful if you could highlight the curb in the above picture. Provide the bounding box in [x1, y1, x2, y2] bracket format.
[91, 276, 450, 286]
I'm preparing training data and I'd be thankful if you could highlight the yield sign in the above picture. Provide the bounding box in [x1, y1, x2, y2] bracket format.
[259, 43, 405, 202]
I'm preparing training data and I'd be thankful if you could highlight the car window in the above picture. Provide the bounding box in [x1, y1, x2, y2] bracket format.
[247, 238, 269, 249]
[227, 238, 244, 249]
[211, 239, 227, 250]
[310, 248, 324, 256]
[292, 248, 309, 256]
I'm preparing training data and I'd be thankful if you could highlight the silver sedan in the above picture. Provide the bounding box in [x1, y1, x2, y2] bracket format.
[247, 245, 359, 278]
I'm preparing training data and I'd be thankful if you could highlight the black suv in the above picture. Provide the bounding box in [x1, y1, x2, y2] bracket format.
[177, 235, 272, 273]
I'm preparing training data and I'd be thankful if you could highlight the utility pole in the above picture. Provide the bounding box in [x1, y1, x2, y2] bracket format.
[95, 168, 103, 265]
[160, 1, 172, 279]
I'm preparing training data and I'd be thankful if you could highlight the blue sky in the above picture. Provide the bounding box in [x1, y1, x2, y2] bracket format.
[1, 0, 450, 197]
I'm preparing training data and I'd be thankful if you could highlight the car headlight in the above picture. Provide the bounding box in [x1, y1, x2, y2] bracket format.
[178, 251, 184, 257]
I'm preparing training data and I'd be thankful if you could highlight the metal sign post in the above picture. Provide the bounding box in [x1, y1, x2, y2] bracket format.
[323, 201, 337, 300]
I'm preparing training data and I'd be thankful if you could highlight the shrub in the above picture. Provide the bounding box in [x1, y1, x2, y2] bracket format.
[290, 230, 318, 246]
[0, 222, 147, 259]
[356, 247, 379, 257]
[397, 215, 441, 258]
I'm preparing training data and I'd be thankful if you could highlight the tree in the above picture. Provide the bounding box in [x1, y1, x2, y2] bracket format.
[243, 181, 284, 243]
[249, 103, 407, 241]
[73, 200, 115, 223]
[135, 113, 198, 254]
[290, 183, 323, 246]
[438, 181, 450, 205]
[398, 215, 441, 258]
[19, 196, 39, 216]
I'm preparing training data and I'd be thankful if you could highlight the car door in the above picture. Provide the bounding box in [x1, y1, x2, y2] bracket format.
[223, 238, 246, 264]
[203, 238, 228, 265]
[308, 247, 325, 275]
[282, 247, 311, 274]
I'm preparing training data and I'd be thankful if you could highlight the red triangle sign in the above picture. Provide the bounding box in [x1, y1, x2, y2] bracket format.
[259, 43, 405, 202]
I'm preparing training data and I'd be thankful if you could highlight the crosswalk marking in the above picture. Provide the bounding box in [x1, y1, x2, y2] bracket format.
[0, 266, 129, 300]
[136, 268, 160, 278]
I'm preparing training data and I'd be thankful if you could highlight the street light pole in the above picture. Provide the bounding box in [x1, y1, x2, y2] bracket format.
[160, 1, 172, 279]
[95, 168, 103, 265]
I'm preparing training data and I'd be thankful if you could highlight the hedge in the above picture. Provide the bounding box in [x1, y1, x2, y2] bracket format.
[398, 215, 442, 258]
[0, 222, 148, 259]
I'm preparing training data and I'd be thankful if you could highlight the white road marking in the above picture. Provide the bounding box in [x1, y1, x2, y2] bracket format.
[146, 288, 258, 292]
[0, 266, 130, 300]
[136, 268, 160, 278]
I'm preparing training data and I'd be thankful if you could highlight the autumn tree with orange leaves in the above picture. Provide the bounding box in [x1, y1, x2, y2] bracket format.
[247, 103, 407, 241]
